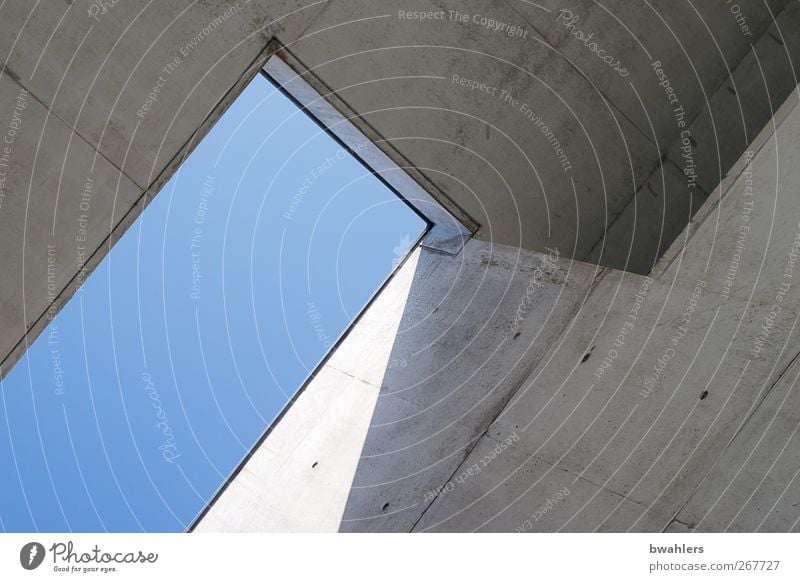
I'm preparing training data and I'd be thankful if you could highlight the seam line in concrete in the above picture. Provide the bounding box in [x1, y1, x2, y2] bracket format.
[584, 157, 710, 272]
[664, 341, 800, 531]
[409, 268, 611, 531]
[410, 432, 655, 532]
[0, 63, 143, 190]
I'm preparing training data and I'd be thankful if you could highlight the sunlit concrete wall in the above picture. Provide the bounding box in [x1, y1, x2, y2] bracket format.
[196, 237, 602, 531]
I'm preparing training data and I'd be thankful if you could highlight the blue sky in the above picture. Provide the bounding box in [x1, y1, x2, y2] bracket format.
[0, 73, 426, 532]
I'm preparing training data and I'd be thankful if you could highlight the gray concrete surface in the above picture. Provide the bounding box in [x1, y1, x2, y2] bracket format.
[3, 1, 800, 533]
[417, 86, 800, 532]
[196, 239, 602, 531]
[200, 83, 800, 532]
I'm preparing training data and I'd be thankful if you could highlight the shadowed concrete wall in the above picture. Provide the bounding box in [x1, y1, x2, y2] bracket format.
[417, 89, 800, 532]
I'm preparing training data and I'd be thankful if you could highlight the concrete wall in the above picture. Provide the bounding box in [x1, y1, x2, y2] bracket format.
[200, 85, 800, 532]
[408, 88, 800, 532]
[196, 238, 602, 530]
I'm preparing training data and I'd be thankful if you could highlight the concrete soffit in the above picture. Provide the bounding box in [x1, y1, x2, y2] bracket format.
[265, 42, 477, 256]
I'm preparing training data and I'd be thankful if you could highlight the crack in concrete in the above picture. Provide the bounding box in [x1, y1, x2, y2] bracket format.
[664, 341, 800, 531]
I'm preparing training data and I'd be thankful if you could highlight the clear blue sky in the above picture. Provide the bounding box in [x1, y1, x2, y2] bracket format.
[0, 73, 426, 532]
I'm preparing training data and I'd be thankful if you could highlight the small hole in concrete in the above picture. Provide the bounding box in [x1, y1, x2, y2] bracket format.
[312, 462, 318, 468]
[382, 502, 390, 512]
[513, 331, 521, 339]
[581, 353, 591, 363]
[699, 390, 709, 400]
